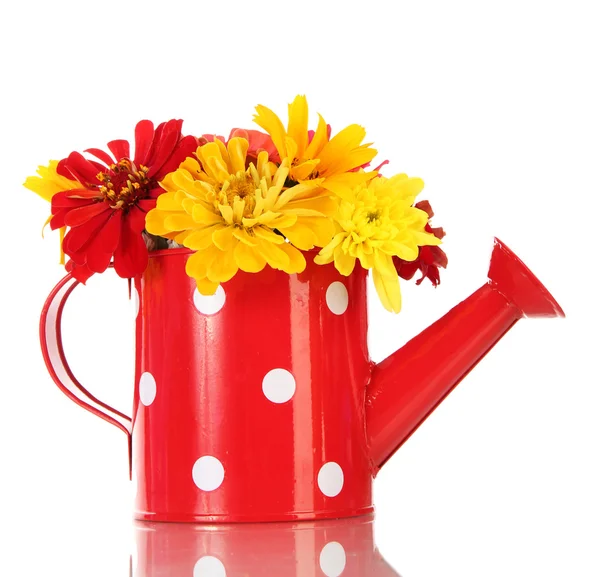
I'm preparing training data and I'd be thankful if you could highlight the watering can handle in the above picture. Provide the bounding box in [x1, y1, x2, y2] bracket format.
[39, 273, 132, 464]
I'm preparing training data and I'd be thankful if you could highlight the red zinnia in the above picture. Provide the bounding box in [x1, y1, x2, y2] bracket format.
[393, 200, 448, 287]
[50, 120, 197, 283]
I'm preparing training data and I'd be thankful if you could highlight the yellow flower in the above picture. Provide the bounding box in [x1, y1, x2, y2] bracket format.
[253, 95, 378, 201]
[315, 174, 442, 313]
[146, 137, 336, 294]
[23, 160, 80, 264]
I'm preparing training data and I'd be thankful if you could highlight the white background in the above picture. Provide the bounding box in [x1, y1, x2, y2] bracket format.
[1, 1, 598, 576]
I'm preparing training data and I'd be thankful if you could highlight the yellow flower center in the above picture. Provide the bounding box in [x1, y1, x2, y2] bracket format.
[366, 209, 381, 223]
[98, 159, 150, 210]
[218, 172, 257, 219]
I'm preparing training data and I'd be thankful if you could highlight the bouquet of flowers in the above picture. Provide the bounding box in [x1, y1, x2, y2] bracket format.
[25, 96, 447, 313]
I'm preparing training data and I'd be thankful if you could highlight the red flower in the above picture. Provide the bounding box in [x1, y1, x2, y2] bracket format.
[393, 200, 448, 287]
[50, 120, 197, 283]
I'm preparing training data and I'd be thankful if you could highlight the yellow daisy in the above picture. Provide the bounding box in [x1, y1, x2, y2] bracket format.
[253, 95, 378, 201]
[315, 174, 442, 313]
[23, 160, 80, 263]
[146, 137, 337, 294]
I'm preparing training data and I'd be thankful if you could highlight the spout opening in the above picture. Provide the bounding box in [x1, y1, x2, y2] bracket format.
[488, 238, 565, 318]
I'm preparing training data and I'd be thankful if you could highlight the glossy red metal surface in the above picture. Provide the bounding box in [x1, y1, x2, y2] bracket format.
[133, 515, 399, 577]
[132, 249, 373, 522]
[39, 237, 564, 523]
[366, 238, 565, 469]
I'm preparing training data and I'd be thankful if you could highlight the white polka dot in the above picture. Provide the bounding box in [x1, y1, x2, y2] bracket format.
[262, 368, 296, 404]
[139, 372, 156, 406]
[194, 285, 226, 315]
[326, 282, 348, 315]
[318, 462, 344, 497]
[319, 542, 347, 577]
[132, 287, 140, 318]
[192, 456, 225, 491]
[193, 556, 226, 577]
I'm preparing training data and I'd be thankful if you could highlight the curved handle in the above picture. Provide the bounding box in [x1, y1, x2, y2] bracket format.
[39, 273, 132, 469]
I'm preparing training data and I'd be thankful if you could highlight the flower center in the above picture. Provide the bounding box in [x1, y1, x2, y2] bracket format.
[98, 159, 150, 210]
[222, 173, 256, 218]
[366, 210, 381, 223]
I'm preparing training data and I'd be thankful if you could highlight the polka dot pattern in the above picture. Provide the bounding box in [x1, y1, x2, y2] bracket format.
[193, 556, 226, 577]
[318, 462, 344, 497]
[262, 368, 296, 404]
[326, 282, 348, 315]
[194, 286, 226, 315]
[139, 372, 157, 406]
[319, 541, 347, 577]
[193, 456, 225, 492]
[132, 287, 140, 318]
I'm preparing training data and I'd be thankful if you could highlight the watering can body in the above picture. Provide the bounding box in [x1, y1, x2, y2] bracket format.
[40, 239, 563, 523]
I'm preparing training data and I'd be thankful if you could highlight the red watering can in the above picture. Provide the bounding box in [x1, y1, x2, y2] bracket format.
[40, 238, 563, 523]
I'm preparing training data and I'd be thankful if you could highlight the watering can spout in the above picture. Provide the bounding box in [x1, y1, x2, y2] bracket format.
[366, 238, 564, 470]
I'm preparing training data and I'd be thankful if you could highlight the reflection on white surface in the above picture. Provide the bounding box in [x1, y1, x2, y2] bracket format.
[132, 514, 400, 577]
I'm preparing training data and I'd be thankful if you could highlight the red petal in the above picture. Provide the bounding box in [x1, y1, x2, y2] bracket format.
[430, 245, 448, 268]
[133, 120, 155, 166]
[57, 158, 73, 180]
[64, 152, 102, 185]
[66, 260, 95, 284]
[157, 134, 197, 177]
[146, 121, 181, 178]
[85, 148, 114, 166]
[113, 217, 148, 278]
[137, 198, 157, 212]
[63, 211, 111, 254]
[50, 209, 69, 230]
[415, 200, 434, 219]
[51, 190, 95, 211]
[63, 201, 108, 227]
[107, 139, 130, 161]
[62, 188, 103, 200]
[85, 211, 123, 273]
[127, 205, 148, 231]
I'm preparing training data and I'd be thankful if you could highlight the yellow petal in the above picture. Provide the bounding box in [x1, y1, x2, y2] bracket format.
[321, 172, 374, 201]
[318, 124, 371, 172]
[164, 213, 197, 231]
[212, 226, 236, 251]
[227, 137, 249, 174]
[186, 247, 220, 280]
[253, 226, 285, 244]
[279, 224, 317, 250]
[256, 239, 290, 271]
[207, 248, 238, 283]
[197, 142, 230, 183]
[184, 227, 222, 250]
[372, 267, 401, 313]
[254, 104, 288, 162]
[287, 95, 309, 158]
[278, 242, 307, 274]
[24, 160, 79, 202]
[145, 209, 171, 236]
[196, 277, 220, 296]
[333, 248, 356, 276]
[234, 241, 267, 273]
[304, 113, 328, 159]
[292, 159, 319, 182]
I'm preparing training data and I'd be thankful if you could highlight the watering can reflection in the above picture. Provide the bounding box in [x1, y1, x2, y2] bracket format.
[133, 515, 398, 577]
[40, 238, 563, 523]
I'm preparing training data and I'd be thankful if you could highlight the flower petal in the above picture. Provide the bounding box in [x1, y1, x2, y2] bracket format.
[133, 120, 155, 166]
